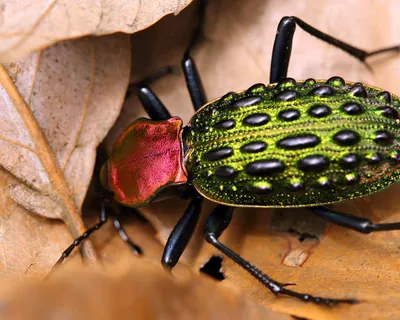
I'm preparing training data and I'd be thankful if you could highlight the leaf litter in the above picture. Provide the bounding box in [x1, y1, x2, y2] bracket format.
[0, 0, 193, 62]
[0, 0, 400, 319]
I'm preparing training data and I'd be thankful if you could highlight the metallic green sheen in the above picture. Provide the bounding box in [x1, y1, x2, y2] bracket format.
[184, 79, 400, 207]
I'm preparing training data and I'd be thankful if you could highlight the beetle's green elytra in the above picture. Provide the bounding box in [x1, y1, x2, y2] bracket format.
[184, 78, 400, 208]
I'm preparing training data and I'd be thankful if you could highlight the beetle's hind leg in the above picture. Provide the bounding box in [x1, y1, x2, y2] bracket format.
[204, 205, 359, 306]
[270, 16, 400, 83]
[309, 206, 400, 233]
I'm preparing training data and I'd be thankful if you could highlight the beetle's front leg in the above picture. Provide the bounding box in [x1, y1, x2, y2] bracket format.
[204, 205, 359, 306]
[179, 0, 207, 112]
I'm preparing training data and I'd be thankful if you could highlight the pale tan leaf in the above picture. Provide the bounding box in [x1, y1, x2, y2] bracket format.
[0, 0, 193, 62]
[0, 168, 73, 278]
[0, 33, 130, 266]
[8, 183, 62, 219]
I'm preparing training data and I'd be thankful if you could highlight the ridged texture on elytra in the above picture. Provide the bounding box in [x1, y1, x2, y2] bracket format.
[184, 79, 400, 207]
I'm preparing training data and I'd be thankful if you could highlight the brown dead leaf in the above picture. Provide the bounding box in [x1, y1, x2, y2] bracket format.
[0, 0, 193, 62]
[0, 33, 130, 270]
[101, 0, 400, 319]
[0, 259, 291, 320]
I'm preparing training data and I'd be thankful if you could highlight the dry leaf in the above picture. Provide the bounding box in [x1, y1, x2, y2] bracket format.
[0, 33, 130, 271]
[0, 259, 291, 320]
[102, 0, 400, 319]
[0, 0, 193, 62]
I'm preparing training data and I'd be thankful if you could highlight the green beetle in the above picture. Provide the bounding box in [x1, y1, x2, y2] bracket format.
[57, 13, 400, 306]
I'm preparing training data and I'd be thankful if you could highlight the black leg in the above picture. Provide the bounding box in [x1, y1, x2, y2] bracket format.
[129, 65, 181, 121]
[162, 195, 203, 270]
[182, 54, 207, 111]
[204, 204, 358, 306]
[53, 193, 111, 268]
[136, 85, 171, 121]
[182, 0, 207, 111]
[309, 206, 400, 234]
[160, 0, 209, 270]
[113, 215, 142, 255]
[270, 16, 400, 83]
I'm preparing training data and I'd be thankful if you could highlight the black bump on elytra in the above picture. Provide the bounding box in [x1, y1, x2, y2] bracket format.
[289, 181, 304, 191]
[248, 184, 273, 194]
[246, 83, 267, 94]
[298, 155, 330, 172]
[326, 76, 345, 87]
[215, 166, 236, 178]
[277, 134, 321, 150]
[277, 78, 297, 88]
[278, 108, 301, 121]
[307, 104, 331, 118]
[240, 141, 267, 153]
[342, 102, 364, 115]
[245, 159, 285, 176]
[201, 108, 217, 120]
[204, 147, 233, 161]
[377, 106, 399, 119]
[303, 78, 316, 87]
[229, 96, 262, 109]
[374, 130, 394, 145]
[367, 152, 383, 165]
[339, 153, 361, 169]
[349, 84, 367, 97]
[333, 130, 361, 146]
[346, 174, 359, 185]
[218, 92, 237, 106]
[312, 86, 334, 96]
[389, 151, 400, 164]
[318, 178, 332, 189]
[214, 119, 235, 130]
[243, 113, 270, 126]
[196, 125, 209, 133]
[376, 91, 392, 103]
[275, 90, 297, 101]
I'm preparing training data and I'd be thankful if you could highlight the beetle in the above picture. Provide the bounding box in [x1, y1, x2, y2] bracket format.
[55, 7, 400, 306]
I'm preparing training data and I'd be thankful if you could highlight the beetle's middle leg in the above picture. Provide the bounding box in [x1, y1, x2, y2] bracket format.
[204, 205, 359, 306]
[309, 206, 400, 234]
